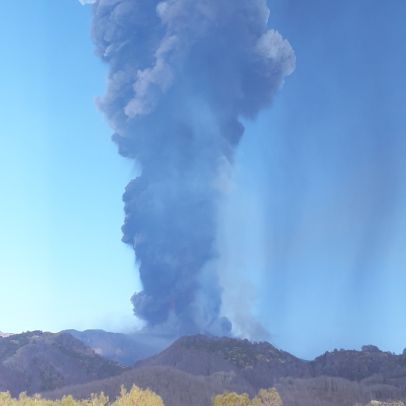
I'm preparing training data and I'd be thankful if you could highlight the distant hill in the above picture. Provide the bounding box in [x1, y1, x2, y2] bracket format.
[62, 329, 177, 366]
[42, 363, 406, 406]
[43, 365, 248, 406]
[136, 335, 406, 388]
[0, 331, 130, 396]
[135, 334, 311, 389]
[4, 331, 406, 406]
[310, 345, 406, 383]
[42, 367, 406, 406]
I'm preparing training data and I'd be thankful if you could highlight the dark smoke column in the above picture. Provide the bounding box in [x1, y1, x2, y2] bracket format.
[91, 0, 295, 336]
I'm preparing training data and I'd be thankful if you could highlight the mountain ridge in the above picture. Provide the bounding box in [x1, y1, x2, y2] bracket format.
[135, 334, 406, 390]
[0, 330, 130, 396]
[62, 329, 176, 366]
[2, 330, 406, 406]
[135, 334, 311, 390]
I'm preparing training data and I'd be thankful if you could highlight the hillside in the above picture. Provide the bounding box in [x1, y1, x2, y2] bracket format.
[62, 329, 176, 366]
[4, 332, 406, 406]
[42, 365, 406, 406]
[0, 331, 130, 396]
[135, 334, 311, 389]
[43, 365, 251, 406]
[136, 335, 406, 389]
[12, 333, 406, 406]
[310, 345, 406, 384]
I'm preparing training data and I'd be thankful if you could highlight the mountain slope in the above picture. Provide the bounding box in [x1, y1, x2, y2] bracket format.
[36, 334, 406, 406]
[135, 335, 406, 390]
[42, 365, 406, 406]
[135, 334, 311, 389]
[0, 331, 130, 396]
[43, 365, 252, 406]
[62, 329, 176, 366]
[310, 345, 406, 384]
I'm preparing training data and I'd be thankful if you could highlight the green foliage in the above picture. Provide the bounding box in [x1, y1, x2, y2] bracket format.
[0, 386, 163, 406]
[212, 388, 282, 406]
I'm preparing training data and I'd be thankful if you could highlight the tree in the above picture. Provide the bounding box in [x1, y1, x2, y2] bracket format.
[0, 391, 17, 406]
[53, 395, 82, 406]
[112, 385, 164, 406]
[212, 392, 251, 406]
[212, 388, 283, 406]
[254, 388, 282, 406]
[89, 393, 109, 406]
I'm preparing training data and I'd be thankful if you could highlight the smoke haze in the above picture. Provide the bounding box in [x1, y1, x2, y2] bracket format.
[213, 0, 406, 356]
[90, 0, 295, 336]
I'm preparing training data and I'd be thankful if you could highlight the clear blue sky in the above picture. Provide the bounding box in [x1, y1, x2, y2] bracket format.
[0, 0, 142, 334]
[1, 0, 406, 360]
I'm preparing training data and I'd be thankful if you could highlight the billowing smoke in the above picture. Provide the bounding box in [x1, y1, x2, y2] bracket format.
[90, 0, 295, 336]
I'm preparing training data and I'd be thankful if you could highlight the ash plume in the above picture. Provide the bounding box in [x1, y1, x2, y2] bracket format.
[90, 0, 295, 336]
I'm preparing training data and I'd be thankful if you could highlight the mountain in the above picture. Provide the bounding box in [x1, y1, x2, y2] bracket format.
[0, 330, 130, 396]
[62, 329, 177, 366]
[0, 332, 13, 338]
[310, 345, 406, 384]
[38, 334, 406, 406]
[4, 331, 406, 406]
[136, 335, 406, 388]
[135, 334, 311, 390]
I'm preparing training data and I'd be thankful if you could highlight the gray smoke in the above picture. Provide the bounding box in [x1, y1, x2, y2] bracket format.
[90, 0, 295, 336]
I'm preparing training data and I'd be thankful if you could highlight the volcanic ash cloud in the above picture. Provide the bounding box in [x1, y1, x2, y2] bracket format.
[90, 0, 295, 336]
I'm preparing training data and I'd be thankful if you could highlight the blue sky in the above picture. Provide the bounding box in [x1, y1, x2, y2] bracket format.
[221, 0, 406, 357]
[0, 0, 141, 333]
[1, 0, 406, 360]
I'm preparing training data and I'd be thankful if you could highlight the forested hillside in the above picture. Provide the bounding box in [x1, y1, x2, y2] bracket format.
[62, 329, 175, 366]
[3, 332, 406, 406]
[0, 331, 130, 396]
[42, 365, 406, 406]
